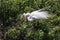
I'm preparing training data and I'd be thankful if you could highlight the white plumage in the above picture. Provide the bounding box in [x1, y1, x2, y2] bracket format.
[23, 9, 49, 21]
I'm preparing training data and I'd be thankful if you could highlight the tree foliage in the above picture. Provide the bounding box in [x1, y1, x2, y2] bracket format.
[0, 0, 60, 40]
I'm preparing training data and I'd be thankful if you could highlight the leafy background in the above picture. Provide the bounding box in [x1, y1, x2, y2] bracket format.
[0, 0, 60, 40]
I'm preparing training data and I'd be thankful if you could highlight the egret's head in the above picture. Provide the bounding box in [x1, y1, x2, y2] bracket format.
[23, 13, 30, 19]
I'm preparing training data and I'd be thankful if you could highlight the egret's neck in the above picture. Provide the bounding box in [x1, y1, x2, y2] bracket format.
[27, 16, 33, 21]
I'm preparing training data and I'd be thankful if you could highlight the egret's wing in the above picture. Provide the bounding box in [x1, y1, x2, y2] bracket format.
[32, 16, 37, 19]
[39, 11, 48, 19]
[31, 11, 48, 19]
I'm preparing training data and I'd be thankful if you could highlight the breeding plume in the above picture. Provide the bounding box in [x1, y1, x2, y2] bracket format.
[23, 9, 49, 21]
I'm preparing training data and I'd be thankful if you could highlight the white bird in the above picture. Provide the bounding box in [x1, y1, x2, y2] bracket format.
[23, 9, 49, 21]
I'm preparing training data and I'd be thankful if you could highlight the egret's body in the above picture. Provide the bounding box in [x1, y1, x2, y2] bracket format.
[23, 9, 49, 21]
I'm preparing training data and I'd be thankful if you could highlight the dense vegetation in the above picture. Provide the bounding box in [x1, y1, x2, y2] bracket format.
[0, 0, 60, 40]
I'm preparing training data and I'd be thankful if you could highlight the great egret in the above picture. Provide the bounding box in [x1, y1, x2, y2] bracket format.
[23, 9, 49, 21]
